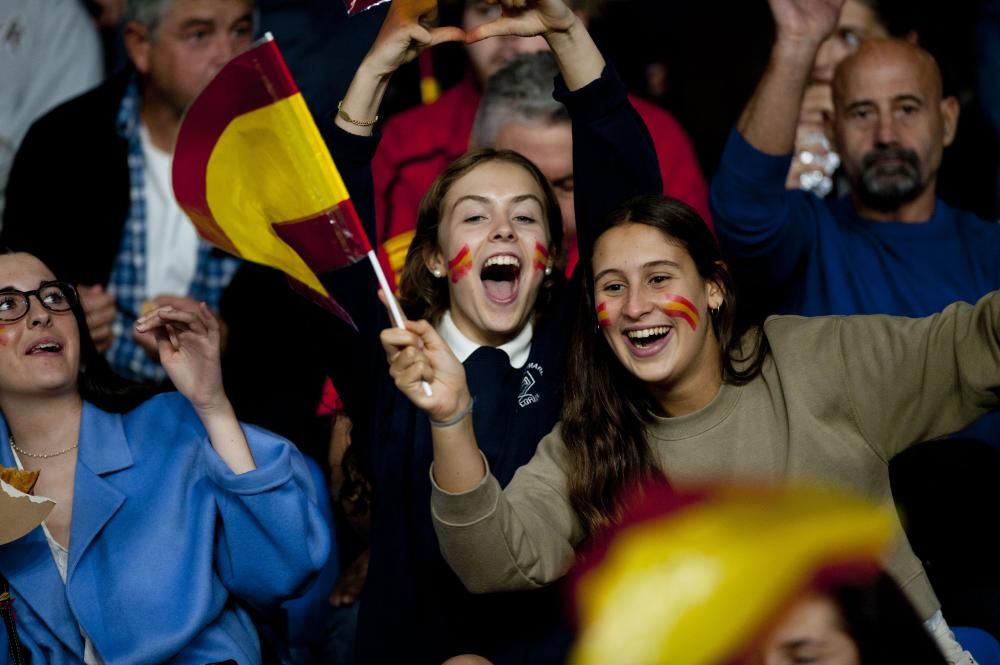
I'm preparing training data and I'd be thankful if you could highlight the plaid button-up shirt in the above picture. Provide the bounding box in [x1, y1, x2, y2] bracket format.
[106, 76, 240, 383]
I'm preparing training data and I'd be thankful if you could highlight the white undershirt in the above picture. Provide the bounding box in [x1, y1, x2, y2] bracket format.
[11, 449, 103, 664]
[139, 124, 199, 299]
[436, 310, 533, 369]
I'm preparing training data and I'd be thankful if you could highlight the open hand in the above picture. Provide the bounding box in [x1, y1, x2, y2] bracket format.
[769, 0, 846, 46]
[134, 302, 227, 413]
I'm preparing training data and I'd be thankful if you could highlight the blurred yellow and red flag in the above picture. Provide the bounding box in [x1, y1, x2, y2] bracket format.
[570, 483, 897, 665]
[172, 34, 369, 327]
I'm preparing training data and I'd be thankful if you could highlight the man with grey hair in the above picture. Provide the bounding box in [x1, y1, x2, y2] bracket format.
[470, 52, 578, 262]
[2, 0, 254, 384]
[466, 50, 708, 275]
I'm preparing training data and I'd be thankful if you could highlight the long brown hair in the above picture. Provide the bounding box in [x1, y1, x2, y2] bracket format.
[561, 195, 770, 537]
[398, 148, 564, 323]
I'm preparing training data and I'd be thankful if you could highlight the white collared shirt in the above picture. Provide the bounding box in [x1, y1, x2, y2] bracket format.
[139, 123, 199, 300]
[436, 311, 532, 369]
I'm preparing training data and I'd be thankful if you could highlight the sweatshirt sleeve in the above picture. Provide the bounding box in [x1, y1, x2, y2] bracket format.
[709, 128, 823, 290]
[833, 290, 1000, 459]
[205, 424, 331, 607]
[430, 426, 583, 593]
[554, 64, 663, 265]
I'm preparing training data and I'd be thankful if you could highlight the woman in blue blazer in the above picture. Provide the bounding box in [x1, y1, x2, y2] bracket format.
[0, 251, 330, 664]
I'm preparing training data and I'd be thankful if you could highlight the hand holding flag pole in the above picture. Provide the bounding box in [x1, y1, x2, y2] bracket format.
[368, 252, 433, 397]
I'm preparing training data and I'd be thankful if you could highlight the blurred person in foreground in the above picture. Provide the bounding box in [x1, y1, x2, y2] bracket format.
[568, 481, 951, 665]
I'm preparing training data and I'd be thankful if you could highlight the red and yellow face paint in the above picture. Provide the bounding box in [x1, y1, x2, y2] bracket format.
[0, 323, 9, 346]
[447, 244, 473, 283]
[533, 242, 551, 273]
[596, 302, 612, 329]
[661, 295, 700, 331]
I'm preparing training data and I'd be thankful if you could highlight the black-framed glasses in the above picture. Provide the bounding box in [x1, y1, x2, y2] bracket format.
[0, 281, 78, 323]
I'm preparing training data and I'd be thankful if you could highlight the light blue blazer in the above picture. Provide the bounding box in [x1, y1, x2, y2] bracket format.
[0, 393, 330, 664]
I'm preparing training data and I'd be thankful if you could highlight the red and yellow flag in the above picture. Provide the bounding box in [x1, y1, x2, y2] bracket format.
[172, 34, 370, 327]
[570, 482, 895, 665]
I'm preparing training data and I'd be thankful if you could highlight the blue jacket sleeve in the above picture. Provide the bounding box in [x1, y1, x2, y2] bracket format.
[203, 424, 331, 608]
[709, 128, 825, 289]
[554, 63, 663, 264]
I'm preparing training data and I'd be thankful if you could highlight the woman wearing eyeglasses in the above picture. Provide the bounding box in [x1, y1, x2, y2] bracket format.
[0, 252, 329, 664]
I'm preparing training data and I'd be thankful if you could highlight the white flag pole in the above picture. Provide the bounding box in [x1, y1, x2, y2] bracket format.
[367, 250, 433, 397]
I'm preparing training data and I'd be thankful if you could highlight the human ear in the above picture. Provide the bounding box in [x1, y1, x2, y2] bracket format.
[424, 247, 445, 279]
[123, 22, 152, 75]
[706, 267, 726, 311]
[940, 96, 960, 148]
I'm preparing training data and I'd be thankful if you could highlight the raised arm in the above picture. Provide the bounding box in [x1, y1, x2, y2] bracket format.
[766, 289, 1000, 460]
[710, 0, 846, 299]
[737, 0, 844, 155]
[842, 290, 1000, 459]
[135, 302, 255, 473]
[315, 3, 465, 428]
[468, 0, 662, 261]
[335, 0, 465, 139]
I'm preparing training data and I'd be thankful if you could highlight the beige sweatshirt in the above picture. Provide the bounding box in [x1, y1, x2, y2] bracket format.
[431, 290, 1000, 619]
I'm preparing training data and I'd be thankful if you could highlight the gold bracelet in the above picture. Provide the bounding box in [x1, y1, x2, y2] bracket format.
[337, 100, 379, 127]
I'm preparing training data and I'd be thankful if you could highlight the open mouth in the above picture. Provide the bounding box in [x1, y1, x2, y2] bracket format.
[624, 326, 672, 357]
[480, 255, 521, 305]
[26, 341, 63, 355]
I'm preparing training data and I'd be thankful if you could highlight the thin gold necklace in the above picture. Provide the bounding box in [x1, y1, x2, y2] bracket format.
[9, 435, 79, 459]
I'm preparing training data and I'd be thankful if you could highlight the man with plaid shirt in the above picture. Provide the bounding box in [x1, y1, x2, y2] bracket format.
[2, 0, 253, 383]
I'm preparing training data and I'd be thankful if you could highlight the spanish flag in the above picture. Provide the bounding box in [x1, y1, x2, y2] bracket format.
[172, 34, 370, 327]
[570, 482, 895, 665]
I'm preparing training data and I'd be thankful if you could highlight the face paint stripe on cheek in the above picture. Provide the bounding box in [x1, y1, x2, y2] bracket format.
[533, 242, 550, 272]
[661, 295, 700, 331]
[447, 244, 473, 283]
[596, 302, 612, 329]
[0, 324, 8, 346]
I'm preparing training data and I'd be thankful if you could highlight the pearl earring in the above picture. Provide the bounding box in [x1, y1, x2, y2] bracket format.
[432, 268, 443, 278]
[544, 265, 552, 276]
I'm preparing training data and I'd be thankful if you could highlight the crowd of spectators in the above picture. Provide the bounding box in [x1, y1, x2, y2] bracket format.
[1, 0, 999, 663]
